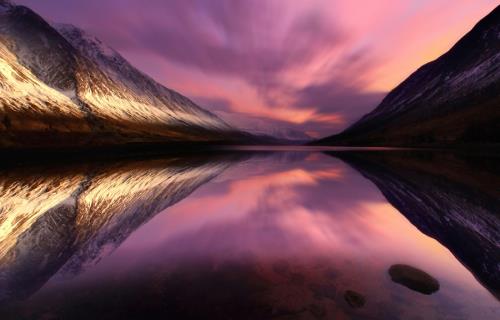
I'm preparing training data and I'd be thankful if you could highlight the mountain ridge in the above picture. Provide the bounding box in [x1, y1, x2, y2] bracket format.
[0, 2, 246, 149]
[316, 5, 500, 147]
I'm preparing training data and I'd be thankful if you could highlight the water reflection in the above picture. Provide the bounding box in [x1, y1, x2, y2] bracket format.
[0, 150, 498, 319]
[0, 154, 244, 303]
[331, 150, 500, 299]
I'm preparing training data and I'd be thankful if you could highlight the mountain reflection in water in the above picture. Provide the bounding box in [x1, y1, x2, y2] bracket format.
[0, 149, 498, 319]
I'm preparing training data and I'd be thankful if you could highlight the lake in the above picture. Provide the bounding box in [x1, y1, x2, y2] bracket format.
[0, 148, 498, 319]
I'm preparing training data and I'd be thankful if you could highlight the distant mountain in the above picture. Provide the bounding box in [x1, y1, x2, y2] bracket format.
[331, 150, 500, 299]
[317, 6, 499, 147]
[215, 110, 312, 143]
[0, 1, 245, 149]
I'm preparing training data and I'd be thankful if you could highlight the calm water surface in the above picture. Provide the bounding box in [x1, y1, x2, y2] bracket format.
[0, 149, 498, 319]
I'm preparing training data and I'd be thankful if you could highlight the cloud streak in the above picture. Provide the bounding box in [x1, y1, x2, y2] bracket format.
[16, 0, 499, 136]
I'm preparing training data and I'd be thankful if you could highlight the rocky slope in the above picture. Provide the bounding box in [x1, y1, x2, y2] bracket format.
[317, 5, 500, 146]
[0, 154, 242, 302]
[331, 151, 500, 299]
[0, 1, 243, 149]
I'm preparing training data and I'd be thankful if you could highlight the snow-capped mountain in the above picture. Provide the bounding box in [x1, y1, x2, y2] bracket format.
[317, 5, 500, 146]
[55, 23, 232, 131]
[0, 1, 242, 149]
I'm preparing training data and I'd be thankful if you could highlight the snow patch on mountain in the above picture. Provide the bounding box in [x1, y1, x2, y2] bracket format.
[55, 23, 233, 132]
[0, 41, 90, 136]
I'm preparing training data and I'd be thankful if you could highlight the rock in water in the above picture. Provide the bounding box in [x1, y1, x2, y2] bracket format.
[388, 264, 440, 295]
[344, 290, 366, 309]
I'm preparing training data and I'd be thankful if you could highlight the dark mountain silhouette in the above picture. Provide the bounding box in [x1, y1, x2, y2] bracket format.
[317, 6, 499, 146]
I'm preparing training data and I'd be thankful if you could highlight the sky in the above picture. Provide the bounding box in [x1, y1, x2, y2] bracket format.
[16, 0, 499, 137]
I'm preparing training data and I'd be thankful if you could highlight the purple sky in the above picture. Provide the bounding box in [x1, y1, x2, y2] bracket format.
[16, 0, 498, 137]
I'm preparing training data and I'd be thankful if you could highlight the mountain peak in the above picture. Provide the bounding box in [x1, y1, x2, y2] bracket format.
[54, 23, 121, 61]
[0, 2, 244, 148]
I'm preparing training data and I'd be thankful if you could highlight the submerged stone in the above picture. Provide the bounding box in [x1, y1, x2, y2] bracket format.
[388, 264, 440, 295]
[344, 290, 366, 309]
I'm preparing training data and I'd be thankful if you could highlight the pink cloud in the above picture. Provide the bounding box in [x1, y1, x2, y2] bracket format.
[16, 0, 500, 136]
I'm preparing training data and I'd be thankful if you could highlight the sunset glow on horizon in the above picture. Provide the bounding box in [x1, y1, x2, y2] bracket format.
[17, 0, 499, 137]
